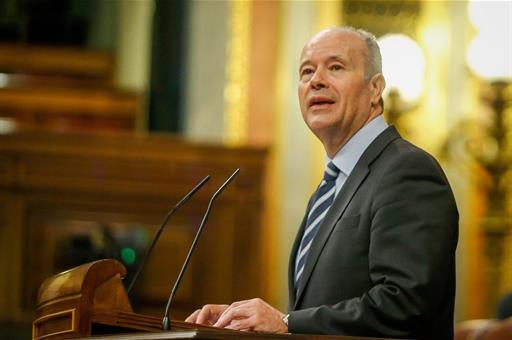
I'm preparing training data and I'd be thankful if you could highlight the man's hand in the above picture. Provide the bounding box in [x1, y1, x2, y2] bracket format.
[185, 304, 229, 326]
[214, 298, 288, 333]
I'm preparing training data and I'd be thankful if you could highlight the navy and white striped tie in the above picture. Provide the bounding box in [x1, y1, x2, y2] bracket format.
[295, 161, 340, 289]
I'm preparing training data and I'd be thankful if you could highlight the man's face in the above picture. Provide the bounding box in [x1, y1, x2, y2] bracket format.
[298, 30, 377, 144]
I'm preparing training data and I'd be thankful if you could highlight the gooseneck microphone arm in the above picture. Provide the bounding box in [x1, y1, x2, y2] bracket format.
[162, 168, 240, 331]
[126, 175, 211, 295]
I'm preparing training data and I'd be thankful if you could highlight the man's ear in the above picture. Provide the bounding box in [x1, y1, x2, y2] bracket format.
[369, 73, 386, 107]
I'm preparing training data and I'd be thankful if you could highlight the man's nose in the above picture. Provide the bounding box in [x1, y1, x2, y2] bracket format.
[310, 70, 327, 89]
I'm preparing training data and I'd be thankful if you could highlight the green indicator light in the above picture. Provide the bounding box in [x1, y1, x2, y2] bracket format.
[121, 247, 136, 265]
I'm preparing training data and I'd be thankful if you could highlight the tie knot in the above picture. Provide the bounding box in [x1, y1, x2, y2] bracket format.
[323, 161, 340, 182]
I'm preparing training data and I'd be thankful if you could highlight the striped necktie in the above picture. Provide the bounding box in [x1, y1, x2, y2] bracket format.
[295, 161, 340, 289]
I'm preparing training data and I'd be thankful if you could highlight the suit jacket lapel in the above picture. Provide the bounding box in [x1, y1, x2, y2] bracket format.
[292, 126, 401, 309]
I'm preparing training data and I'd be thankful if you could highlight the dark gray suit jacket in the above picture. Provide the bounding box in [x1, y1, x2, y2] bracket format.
[288, 126, 458, 339]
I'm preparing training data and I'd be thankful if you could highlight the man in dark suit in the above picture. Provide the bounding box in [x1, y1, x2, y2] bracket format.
[186, 27, 458, 339]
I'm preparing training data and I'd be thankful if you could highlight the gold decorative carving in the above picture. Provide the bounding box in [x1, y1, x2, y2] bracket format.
[343, 0, 421, 38]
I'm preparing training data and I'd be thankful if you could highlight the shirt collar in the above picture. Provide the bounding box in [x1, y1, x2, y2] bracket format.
[327, 115, 388, 177]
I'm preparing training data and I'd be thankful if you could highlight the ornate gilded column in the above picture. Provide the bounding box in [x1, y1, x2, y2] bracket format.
[223, 0, 252, 146]
[476, 81, 512, 315]
[465, 0, 512, 316]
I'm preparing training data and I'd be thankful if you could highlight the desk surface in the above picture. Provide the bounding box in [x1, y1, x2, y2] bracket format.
[79, 329, 401, 340]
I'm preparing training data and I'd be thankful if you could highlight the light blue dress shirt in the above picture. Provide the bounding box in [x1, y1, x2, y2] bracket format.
[329, 115, 388, 197]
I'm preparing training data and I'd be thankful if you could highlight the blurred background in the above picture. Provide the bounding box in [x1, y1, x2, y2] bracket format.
[0, 0, 511, 338]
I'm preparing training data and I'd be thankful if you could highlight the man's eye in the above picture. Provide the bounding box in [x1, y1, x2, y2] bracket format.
[330, 64, 343, 71]
[301, 69, 313, 76]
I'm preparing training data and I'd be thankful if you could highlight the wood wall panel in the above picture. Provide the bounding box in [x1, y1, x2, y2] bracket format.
[0, 130, 267, 323]
[0, 44, 140, 133]
[0, 44, 113, 79]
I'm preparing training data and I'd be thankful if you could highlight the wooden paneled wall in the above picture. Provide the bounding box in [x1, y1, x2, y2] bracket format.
[0, 130, 267, 323]
[0, 44, 141, 132]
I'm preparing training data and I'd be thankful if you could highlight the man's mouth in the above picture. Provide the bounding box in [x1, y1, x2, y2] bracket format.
[308, 97, 335, 109]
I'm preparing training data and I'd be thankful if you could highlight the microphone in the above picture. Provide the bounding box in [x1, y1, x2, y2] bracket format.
[126, 175, 211, 295]
[162, 168, 240, 330]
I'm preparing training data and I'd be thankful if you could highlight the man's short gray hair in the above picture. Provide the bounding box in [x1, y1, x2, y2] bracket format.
[335, 27, 385, 112]
[338, 26, 382, 81]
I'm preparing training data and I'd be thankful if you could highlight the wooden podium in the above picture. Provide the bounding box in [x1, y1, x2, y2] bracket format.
[32, 259, 394, 340]
[33, 259, 162, 339]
